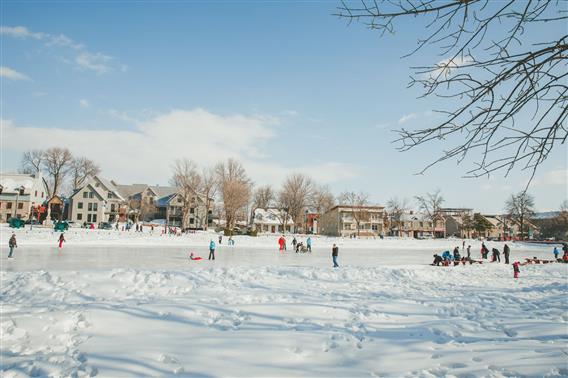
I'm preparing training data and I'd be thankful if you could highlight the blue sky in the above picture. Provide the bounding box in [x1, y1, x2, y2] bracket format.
[1, 1, 566, 213]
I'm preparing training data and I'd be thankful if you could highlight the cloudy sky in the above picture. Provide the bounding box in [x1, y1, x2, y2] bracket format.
[1, 2, 566, 213]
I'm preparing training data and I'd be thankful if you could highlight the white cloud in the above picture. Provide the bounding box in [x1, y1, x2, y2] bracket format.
[533, 169, 568, 186]
[0, 66, 30, 81]
[1, 25, 120, 74]
[79, 99, 90, 108]
[0, 26, 43, 39]
[75, 52, 113, 75]
[398, 113, 417, 125]
[1, 109, 361, 187]
[429, 56, 473, 80]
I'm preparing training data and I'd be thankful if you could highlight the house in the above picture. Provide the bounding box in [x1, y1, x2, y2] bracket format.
[393, 212, 446, 238]
[253, 208, 295, 234]
[319, 205, 385, 237]
[155, 192, 212, 229]
[114, 183, 178, 222]
[0, 173, 48, 222]
[68, 176, 126, 224]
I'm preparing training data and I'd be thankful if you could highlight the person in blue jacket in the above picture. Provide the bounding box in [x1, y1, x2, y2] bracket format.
[306, 237, 312, 252]
[441, 250, 452, 261]
[553, 246, 559, 260]
[209, 239, 216, 260]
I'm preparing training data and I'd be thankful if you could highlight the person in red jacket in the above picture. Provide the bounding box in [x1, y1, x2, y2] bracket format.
[278, 236, 285, 251]
[512, 261, 520, 278]
[58, 233, 66, 249]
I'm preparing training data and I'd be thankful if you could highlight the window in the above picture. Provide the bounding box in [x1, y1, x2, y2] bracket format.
[92, 214, 97, 223]
[177, 197, 182, 203]
[88, 203, 93, 211]
[77, 213, 83, 220]
[6, 202, 12, 209]
[190, 218, 194, 224]
[372, 224, 378, 231]
[41, 192, 44, 198]
[108, 192, 113, 199]
[18, 203, 23, 209]
[190, 208, 194, 214]
[83, 192, 88, 198]
[19, 188, 24, 195]
[89, 192, 94, 198]
[87, 214, 92, 222]
[111, 204, 115, 212]
[93, 203, 98, 211]
[149, 197, 154, 204]
[78, 202, 83, 209]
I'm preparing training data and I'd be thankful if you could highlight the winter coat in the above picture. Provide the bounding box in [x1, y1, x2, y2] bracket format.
[9, 235, 17, 247]
[306, 238, 312, 246]
[332, 246, 339, 257]
[209, 241, 215, 250]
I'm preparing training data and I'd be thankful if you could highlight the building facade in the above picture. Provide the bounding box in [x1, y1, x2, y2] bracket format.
[252, 208, 295, 234]
[0, 173, 48, 222]
[319, 205, 385, 237]
[68, 176, 126, 224]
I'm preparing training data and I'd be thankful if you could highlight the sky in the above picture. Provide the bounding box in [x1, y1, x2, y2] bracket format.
[1, 1, 566, 213]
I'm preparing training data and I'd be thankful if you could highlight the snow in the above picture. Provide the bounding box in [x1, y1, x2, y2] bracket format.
[1, 225, 567, 377]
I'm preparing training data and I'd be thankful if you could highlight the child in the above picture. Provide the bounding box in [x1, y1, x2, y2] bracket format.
[189, 252, 202, 261]
[58, 233, 65, 249]
[512, 261, 520, 279]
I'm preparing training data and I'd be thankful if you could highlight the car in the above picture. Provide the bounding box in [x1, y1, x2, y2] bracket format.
[98, 222, 113, 230]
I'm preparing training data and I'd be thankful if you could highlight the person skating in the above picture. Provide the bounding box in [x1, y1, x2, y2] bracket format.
[278, 236, 285, 251]
[8, 233, 17, 258]
[209, 239, 216, 260]
[491, 248, 501, 262]
[512, 261, 520, 278]
[553, 246, 559, 261]
[332, 244, 339, 268]
[481, 242, 489, 259]
[467, 245, 471, 259]
[432, 254, 443, 266]
[306, 237, 312, 252]
[58, 233, 66, 249]
[503, 244, 510, 264]
[292, 237, 297, 250]
[453, 246, 461, 261]
[218, 235, 223, 244]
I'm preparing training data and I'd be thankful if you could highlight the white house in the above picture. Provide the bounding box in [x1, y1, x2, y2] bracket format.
[0, 173, 48, 222]
[253, 208, 295, 233]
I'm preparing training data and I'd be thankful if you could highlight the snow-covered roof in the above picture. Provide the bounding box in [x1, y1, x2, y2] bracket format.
[254, 208, 294, 225]
[0, 173, 42, 193]
[400, 212, 431, 222]
[94, 176, 125, 201]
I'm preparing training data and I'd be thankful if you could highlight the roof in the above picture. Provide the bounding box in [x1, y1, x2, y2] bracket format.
[156, 193, 178, 207]
[0, 173, 43, 193]
[114, 184, 150, 198]
[253, 208, 294, 225]
[330, 204, 385, 212]
[94, 176, 125, 201]
[400, 212, 431, 222]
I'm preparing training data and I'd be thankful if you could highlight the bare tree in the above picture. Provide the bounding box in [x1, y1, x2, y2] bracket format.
[339, 191, 370, 237]
[337, 1, 567, 185]
[215, 159, 252, 230]
[43, 147, 73, 197]
[200, 167, 217, 230]
[170, 158, 202, 229]
[70, 157, 101, 191]
[415, 189, 444, 237]
[386, 197, 409, 236]
[20, 150, 44, 174]
[250, 185, 275, 226]
[505, 191, 535, 240]
[278, 173, 314, 232]
[311, 185, 335, 215]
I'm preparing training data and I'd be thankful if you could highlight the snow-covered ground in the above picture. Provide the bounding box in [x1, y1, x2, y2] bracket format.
[1, 225, 567, 377]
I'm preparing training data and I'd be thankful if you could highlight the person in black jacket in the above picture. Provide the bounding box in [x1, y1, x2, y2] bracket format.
[503, 244, 510, 264]
[8, 233, 17, 258]
[492, 248, 501, 262]
[432, 254, 443, 266]
[332, 244, 339, 268]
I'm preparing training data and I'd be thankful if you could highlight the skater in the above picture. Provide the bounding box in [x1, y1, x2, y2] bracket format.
[278, 235, 285, 251]
[512, 261, 520, 278]
[218, 235, 223, 244]
[553, 246, 559, 260]
[8, 233, 17, 258]
[295, 241, 302, 253]
[503, 244, 510, 264]
[466, 245, 471, 259]
[332, 244, 339, 268]
[481, 242, 489, 259]
[462, 239, 466, 250]
[432, 254, 443, 266]
[453, 246, 461, 261]
[135, 224, 139, 232]
[208, 239, 216, 260]
[491, 248, 501, 262]
[58, 233, 66, 249]
[283, 236, 287, 251]
[306, 237, 312, 252]
[292, 237, 297, 250]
